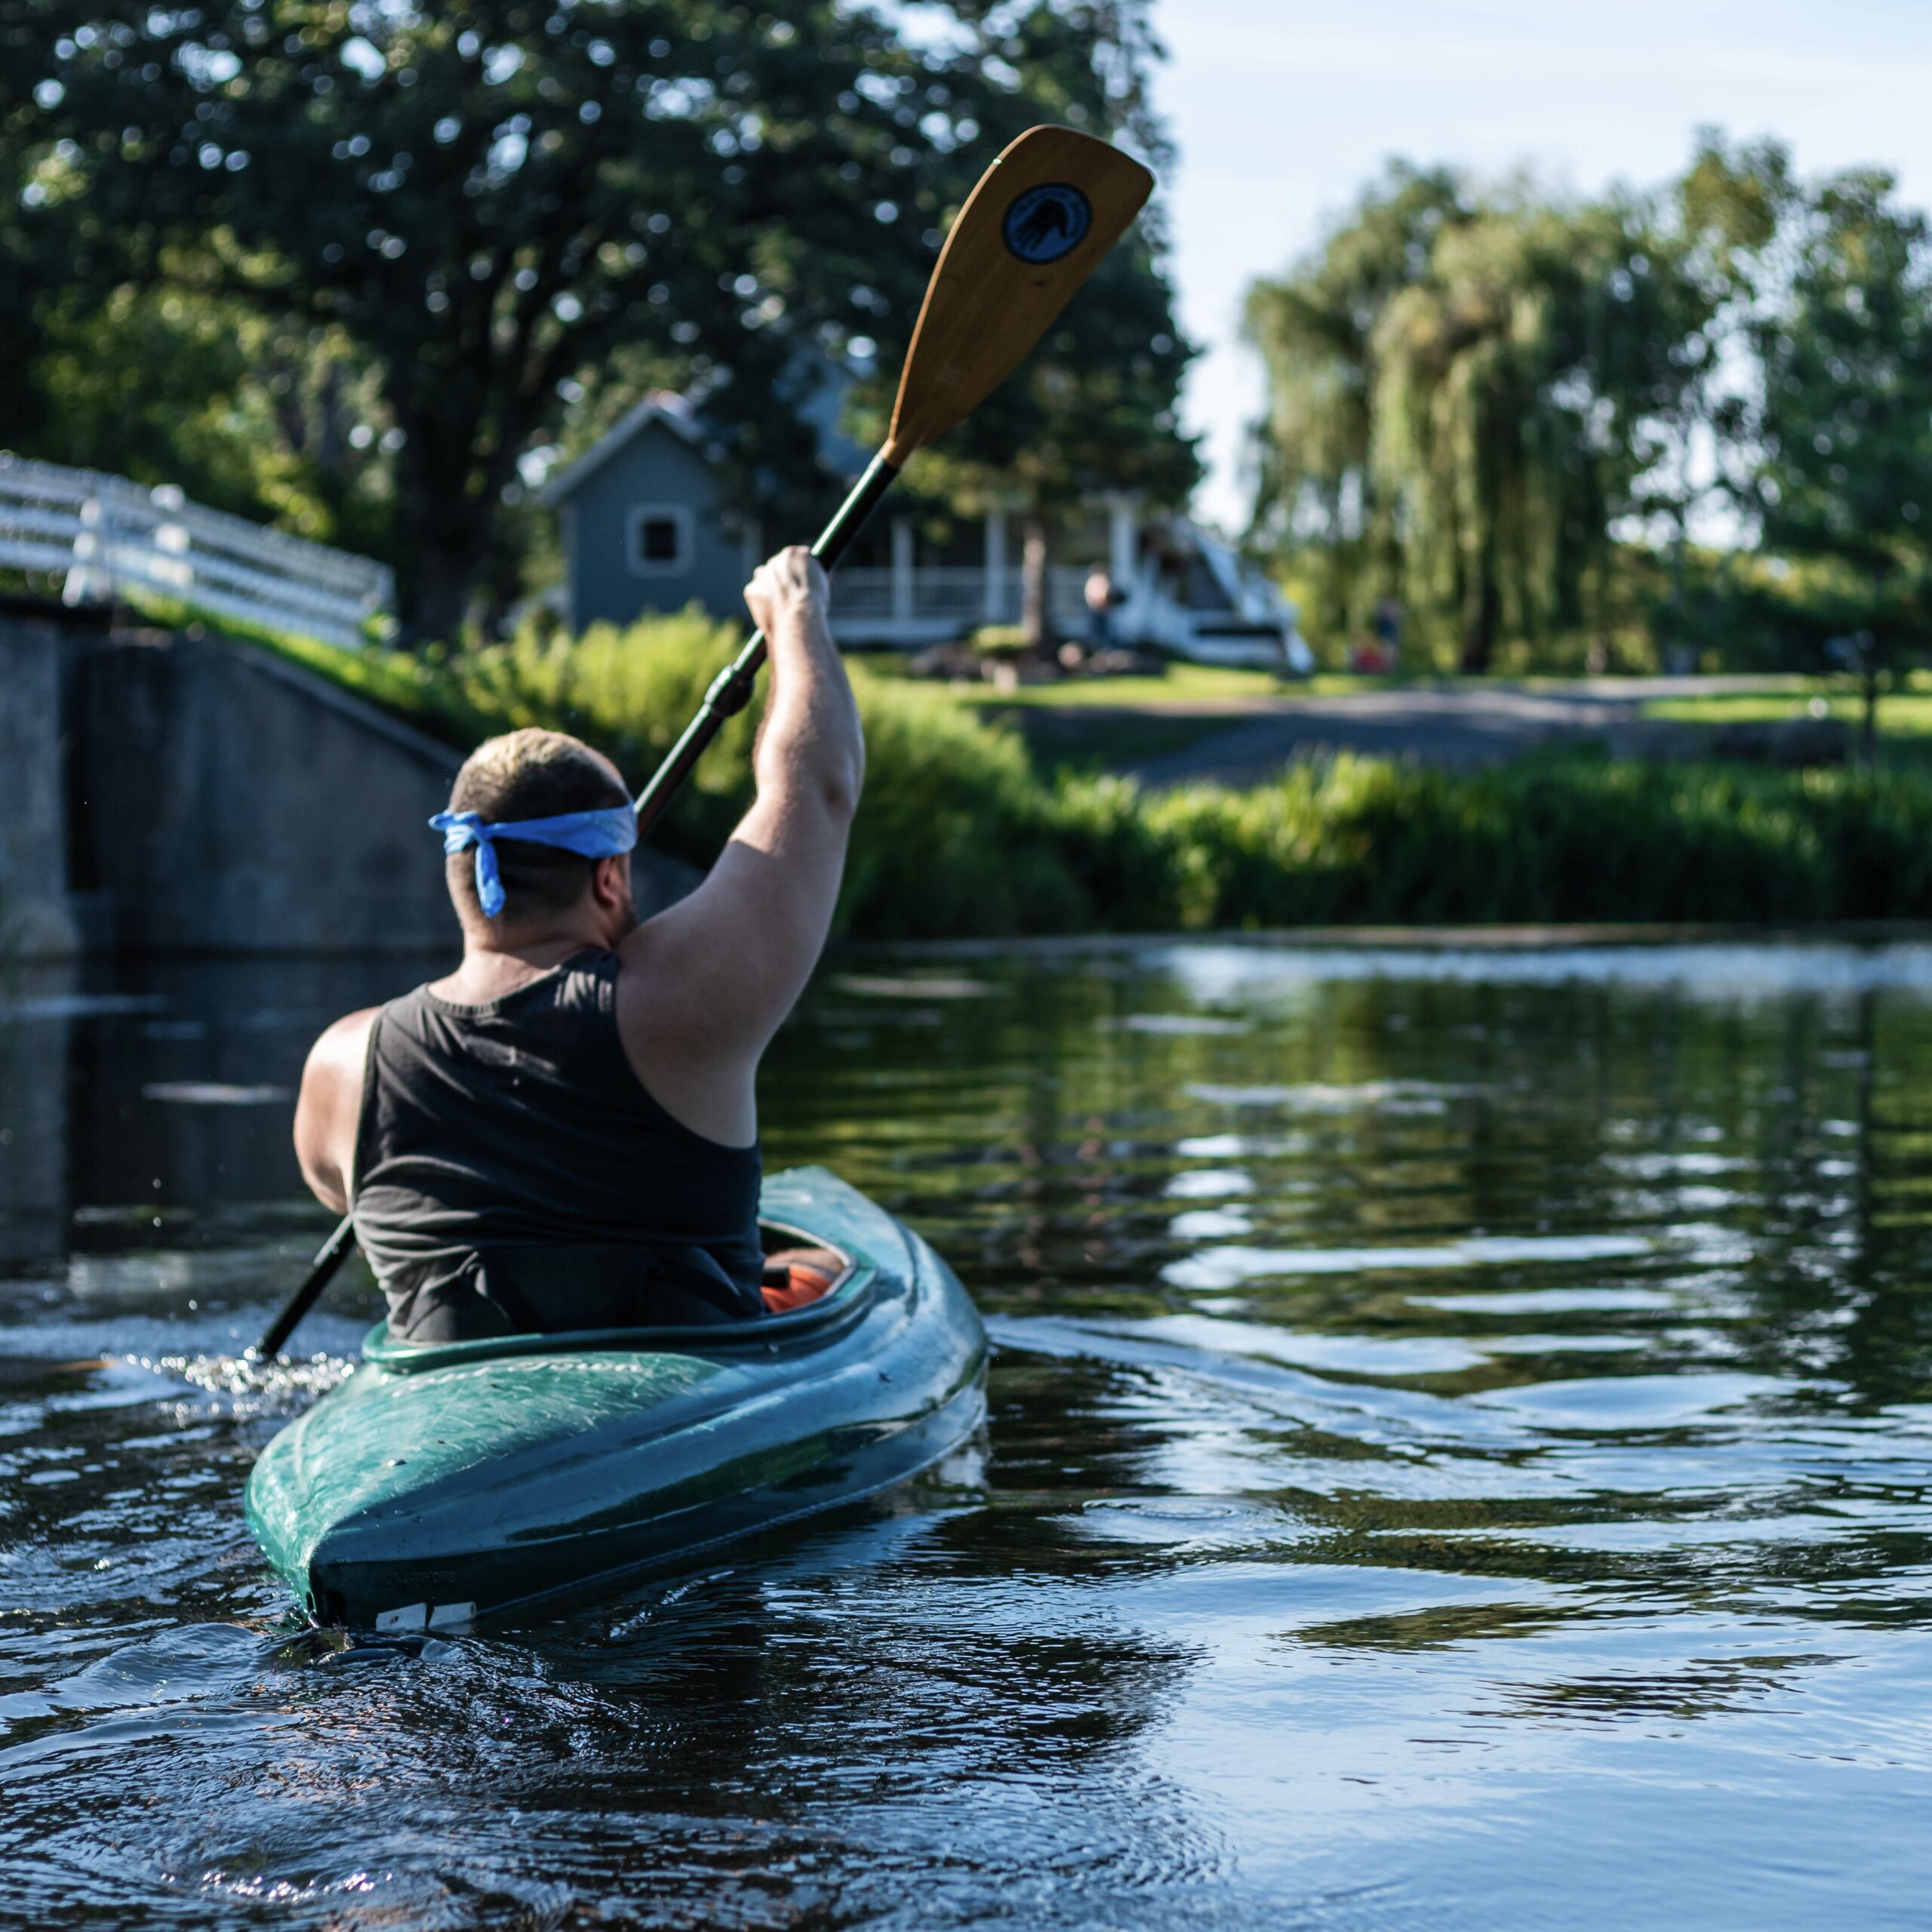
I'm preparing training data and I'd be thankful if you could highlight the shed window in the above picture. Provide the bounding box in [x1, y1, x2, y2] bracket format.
[628, 505, 692, 575]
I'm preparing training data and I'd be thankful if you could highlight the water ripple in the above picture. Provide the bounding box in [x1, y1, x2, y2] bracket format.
[7, 943, 1932, 1926]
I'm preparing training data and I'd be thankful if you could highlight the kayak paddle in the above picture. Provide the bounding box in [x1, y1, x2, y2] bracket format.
[632, 124, 1155, 833]
[253, 1215, 359, 1362]
[253, 125, 1154, 1359]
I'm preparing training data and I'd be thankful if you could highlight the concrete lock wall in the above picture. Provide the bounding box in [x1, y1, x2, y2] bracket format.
[0, 608, 697, 958]
[0, 608, 83, 958]
[78, 630, 467, 952]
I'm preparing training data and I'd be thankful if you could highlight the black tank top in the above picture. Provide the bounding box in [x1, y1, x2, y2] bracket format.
[351, 950, 765, 1341]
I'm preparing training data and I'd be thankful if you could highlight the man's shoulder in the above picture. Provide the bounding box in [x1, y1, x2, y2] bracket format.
[611, 914, 694, 1034]
[609, 910, 761, 1143]
[320, 1004, 383, 1044]
[294, 1005, 383, 1212]
[308, 1006, 381, 1080]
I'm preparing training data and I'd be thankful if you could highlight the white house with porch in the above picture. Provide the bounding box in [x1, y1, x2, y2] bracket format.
[541, 394, 1307, 670]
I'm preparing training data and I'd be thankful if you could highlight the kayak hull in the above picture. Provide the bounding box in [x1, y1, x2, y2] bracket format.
[244, 1168, 987, 1628]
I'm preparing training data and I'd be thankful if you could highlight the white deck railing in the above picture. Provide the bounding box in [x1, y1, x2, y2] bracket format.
[0, 452, 392, 650]
[829, 565, 1091, 635]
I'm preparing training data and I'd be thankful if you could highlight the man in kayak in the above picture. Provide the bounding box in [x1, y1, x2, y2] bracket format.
[291, 547, 862, 1342]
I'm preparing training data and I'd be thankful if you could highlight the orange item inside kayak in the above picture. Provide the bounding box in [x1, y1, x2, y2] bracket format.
[761, 1263, 835, 1314]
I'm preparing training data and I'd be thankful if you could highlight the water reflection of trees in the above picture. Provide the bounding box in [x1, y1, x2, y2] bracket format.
[772, 956, 1932, 1405]
[0, 956, 421, 1297]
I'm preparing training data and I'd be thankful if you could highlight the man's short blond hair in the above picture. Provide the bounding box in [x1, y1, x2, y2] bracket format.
[446, 728, 629, 921]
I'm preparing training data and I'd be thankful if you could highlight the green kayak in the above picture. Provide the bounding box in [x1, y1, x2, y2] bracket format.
[245, 1168, 987, 1629]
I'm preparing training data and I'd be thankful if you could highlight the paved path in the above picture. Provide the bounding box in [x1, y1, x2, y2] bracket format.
[1122, 678, 1739, 786]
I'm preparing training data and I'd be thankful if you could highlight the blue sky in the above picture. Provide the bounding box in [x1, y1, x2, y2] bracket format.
[1153, 0, 1932, 528]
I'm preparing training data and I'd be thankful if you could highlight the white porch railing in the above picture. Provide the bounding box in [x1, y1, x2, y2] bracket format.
[0, 452, 392, 651]
[829, 565, 1091, 637]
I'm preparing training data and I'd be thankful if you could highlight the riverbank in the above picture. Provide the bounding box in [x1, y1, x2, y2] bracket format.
[257, 617, 1932, 940]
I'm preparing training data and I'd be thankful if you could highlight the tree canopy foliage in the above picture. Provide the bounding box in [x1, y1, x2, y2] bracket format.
[4, 0, 1192, 636]
[1247, 161, 1723, 672]
[1247, 137, 1932, 688]
[1740, 162, 1932, 747]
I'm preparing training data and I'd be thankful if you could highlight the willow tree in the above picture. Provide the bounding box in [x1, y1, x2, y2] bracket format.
[1248, 168, 1715, 670]
[1244, 164, 1469, 650]
[1377, 195, 1723, 670]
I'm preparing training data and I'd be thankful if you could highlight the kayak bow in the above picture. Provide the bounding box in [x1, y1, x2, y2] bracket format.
[244, 1168, 986, 1629]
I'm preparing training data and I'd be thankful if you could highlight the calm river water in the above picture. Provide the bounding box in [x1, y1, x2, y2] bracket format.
[4, 939, 1932, 1929]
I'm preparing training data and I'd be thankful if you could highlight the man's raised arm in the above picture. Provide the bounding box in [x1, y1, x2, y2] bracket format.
[617, 546, 864, 1143]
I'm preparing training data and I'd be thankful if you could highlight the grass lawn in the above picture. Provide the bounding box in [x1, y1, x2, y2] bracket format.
[1643, 688, 1932, 740]
[853, 659, 1304, 772]
[854, 657, 1297, 707]
[866, 662, 1842, 712]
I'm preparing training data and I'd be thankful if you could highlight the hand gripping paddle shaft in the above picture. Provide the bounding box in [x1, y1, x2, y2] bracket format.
[253, 127, 1152, 1361]
[630, 125, 1154, 835]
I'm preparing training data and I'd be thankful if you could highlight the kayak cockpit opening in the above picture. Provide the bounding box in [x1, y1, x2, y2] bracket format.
[759, 1222, 848, 1314]
[359, 1220, 871, 1375]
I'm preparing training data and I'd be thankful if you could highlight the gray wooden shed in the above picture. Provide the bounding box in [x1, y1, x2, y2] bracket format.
[540, 399, 754, 632]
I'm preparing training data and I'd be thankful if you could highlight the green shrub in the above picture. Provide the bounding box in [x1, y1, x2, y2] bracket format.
[838, 669, 1084, 936]
[1126, 754, 1932, 930]
[257, 611, 1086, 932]
[254, 613, 1932, 938]
[255, 608, 756, 863]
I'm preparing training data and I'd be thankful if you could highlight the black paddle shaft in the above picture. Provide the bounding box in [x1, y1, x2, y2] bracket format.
[251, 451, 903, 1360]
[252, 1213, 358, 1360]
[632, 450, 900, 835]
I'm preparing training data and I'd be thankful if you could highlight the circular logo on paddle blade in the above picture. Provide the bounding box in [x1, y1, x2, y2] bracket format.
[1002, 183, 1093, 264]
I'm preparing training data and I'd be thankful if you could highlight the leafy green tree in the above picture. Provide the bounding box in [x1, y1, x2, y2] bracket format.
[30, 285, 393, 543]
[1742, 165, 1932, 760]
[1641, 134, 1789, 660]
[29, 2, 952, 635]
[22, 0, 1191, 645]
[2, 6, 399, 555]
[0, 0, 131, 456]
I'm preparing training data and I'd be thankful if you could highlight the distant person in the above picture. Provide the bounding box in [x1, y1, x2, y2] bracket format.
[1084, 564, 1117, 653]
[1371, 598, 1402, 666]
[290, 547, 860, 1341]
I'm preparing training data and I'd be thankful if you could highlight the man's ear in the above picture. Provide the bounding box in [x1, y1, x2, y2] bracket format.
[590, 852, 631, 908]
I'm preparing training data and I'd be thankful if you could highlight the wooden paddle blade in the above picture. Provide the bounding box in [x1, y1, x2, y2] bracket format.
[881, 126, 1155, 466]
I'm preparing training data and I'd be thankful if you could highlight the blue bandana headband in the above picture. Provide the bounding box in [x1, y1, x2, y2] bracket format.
[430, 805, 637, 918]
